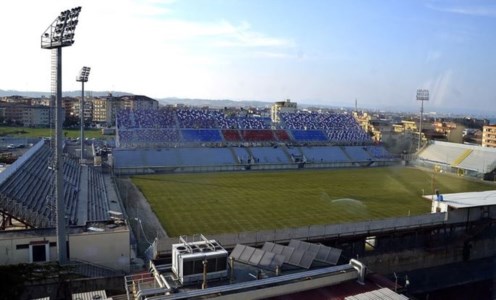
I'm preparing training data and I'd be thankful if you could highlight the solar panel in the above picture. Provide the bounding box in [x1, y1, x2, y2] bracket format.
[230, 244, 286, 271]
[239, 245, 256, 263]
[262, 242, 294, 263]
[261, 240, 343, 269]
[287, 248, 317, 269]
[249, 249, 264, 265]
[287, 239, 342, 268]
[230, 244, 245, 260]
[316, 245, 342, 265]
[259, 251, 285, 270]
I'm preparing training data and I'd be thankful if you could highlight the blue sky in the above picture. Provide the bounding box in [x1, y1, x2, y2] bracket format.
[1, 0, 496, 114]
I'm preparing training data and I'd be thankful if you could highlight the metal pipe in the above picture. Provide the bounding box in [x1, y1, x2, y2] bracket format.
[349, 258, 366, 285]
[202, 259, 208, 289]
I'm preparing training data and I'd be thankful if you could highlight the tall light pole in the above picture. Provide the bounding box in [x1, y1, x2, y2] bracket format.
[41, 6, 82, 265]
[76, 66, 90, 161]
[416, 89, 429, 151]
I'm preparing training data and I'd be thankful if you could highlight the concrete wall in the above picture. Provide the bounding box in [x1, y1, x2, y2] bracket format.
[155, 213, 447, 255]
[360, 232, 496, 275]
[70, 228, 130, 272]
[0, 227, 130, 272]
[0, 234, 58, 265]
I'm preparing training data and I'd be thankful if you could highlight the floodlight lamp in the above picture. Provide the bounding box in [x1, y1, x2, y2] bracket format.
[41, 6, 82, 49]
[416, 89, 429, 102]
[76, 66, 91, 82]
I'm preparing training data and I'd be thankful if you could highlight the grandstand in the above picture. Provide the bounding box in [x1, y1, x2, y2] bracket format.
[112, 108, 396, 174]
[0, 140, 114, 228]
[416, 140, 496, 178]
[0, 140, 129, 272]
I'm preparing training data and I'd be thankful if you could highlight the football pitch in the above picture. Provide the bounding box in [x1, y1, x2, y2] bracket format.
[131, 167, 495, 237]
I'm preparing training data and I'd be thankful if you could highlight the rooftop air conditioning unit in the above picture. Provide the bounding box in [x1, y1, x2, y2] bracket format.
[171, 235, 228, 285]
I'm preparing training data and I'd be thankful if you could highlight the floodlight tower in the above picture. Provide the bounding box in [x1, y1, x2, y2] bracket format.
[41, 6, 82, 265]
[76, 66, 90, 161]
[416, 89, 429, 151]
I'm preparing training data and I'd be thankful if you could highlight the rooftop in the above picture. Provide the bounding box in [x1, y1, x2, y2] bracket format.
[425, 189, 496, 209]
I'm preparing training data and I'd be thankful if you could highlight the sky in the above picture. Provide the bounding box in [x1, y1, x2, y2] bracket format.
[1, 0, 496, 114]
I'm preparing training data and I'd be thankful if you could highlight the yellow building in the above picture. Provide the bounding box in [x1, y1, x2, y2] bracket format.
[482, 125, 496, 148]
[271, 99, 297, 123]
[392, 121, 417, 133]
[402, 120, 417, 131]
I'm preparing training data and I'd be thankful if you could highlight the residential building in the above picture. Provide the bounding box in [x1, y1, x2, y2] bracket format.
[482, 125, 496, 148]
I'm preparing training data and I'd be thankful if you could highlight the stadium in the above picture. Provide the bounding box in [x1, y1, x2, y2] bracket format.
[109, 106, 496, 299]
[2, 105, 496, 299]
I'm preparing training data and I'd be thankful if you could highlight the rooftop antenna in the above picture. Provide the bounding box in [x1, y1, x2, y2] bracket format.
[41, 6, 82, 265]
[416, 89, 429, 151]
[76, 66, 91, 162]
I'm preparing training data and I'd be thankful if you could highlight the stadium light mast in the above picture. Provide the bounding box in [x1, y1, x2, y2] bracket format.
[76, 66, 90, 161]
[41, 6, 82, 265]
[416, 89, 429, 151]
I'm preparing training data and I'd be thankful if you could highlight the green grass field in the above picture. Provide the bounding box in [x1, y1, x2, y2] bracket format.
[131, 167, 496, 237]
[0, 126, 107, 139]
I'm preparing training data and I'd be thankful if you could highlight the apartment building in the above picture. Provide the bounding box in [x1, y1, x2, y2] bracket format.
[482, 125, 496, 148]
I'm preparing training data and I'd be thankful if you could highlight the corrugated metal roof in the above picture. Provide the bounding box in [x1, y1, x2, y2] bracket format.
[345, 287, 408, 300]
[425, 190, 496, 208]
[72, 290, 107, 300]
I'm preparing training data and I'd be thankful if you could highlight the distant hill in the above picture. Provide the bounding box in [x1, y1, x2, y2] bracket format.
[0, 89, 132, 98]
[157, 97, 274, 108]
[0, 89, 353, 111]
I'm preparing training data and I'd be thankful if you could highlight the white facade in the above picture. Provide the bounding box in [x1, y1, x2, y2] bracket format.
[0, 226, 130, 272]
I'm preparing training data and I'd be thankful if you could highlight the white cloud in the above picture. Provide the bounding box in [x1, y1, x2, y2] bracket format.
[426, 3, 496, 17]
[426, 50, 442, 63]
[251, 51, 296, 59]
[0, 0, 296, 98]
[422, 70, 453, 106]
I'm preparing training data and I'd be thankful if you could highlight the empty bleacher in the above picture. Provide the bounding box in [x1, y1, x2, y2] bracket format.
[181, 129, 223, 143]
[116, 108, 379, 148]
[343, 146, 372, 161]
[300, 146, 350, 163]
[240, 130, 275, 142]
[112, 108, 400, 173]
[232, 147, 251, 163]
[250, 147, 290, 164]
[274, 130, 291, 142]
[291, 130, 328, 142]
[87, 167, 110, 222]
[222, 130, 242, 142]
[0, 140, 114, 228]
[418, 141, 469, 165]
[457, 147, 496, 173]
[179, 148, 236, 166]
[366, 145, 394, 160]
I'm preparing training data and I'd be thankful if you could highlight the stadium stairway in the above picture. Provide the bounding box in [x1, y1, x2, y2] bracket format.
[245, 147, 255, 163]
[229, 147, 241, 163]
[340, 146, 354, 162]
[451, 149, 473, 167]
[77, 165, 89, 226]
[280, 145, 296, 163]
